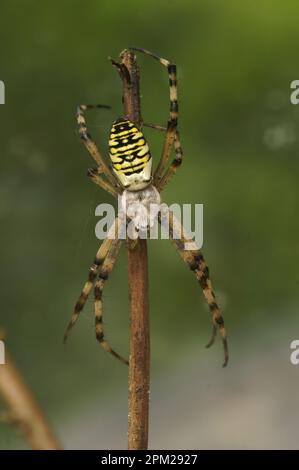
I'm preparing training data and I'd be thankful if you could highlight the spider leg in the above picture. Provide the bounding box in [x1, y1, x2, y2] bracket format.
[87, 167, 119, 198]
[63, 217, 119, 343]
[143, 122, 183, 191]
[160, 209, 228, 367]
[76, 104, 121, 194]
[94, 237, 128, 365]
[129, 48, 178, 188]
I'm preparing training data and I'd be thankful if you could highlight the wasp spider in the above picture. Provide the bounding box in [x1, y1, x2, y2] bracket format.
[64, 47, 228, 367]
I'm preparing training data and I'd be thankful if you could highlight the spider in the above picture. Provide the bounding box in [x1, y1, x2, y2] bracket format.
[64, 47, 228, 367]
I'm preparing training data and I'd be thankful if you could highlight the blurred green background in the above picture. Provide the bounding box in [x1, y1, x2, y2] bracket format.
[1, 0, 299, 449]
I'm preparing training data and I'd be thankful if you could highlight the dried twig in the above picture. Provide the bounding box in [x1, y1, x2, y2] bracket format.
[0, 347, 61, 450]
[112, 49, 150, 450]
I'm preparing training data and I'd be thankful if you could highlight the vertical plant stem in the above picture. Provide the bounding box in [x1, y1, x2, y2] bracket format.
[0, 351, 61, 450]
[113, 49, 150, 450]
[127, 239, 150, 450]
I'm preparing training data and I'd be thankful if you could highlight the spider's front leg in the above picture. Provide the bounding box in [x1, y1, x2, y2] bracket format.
[63, 235, 113, 344]
[160, 209, 229, 367]
[93, 235, 128, 365]
[64, 217, 127, 365]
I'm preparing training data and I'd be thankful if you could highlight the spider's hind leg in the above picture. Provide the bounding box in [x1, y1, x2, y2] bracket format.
[143, 122, 183, 191]
[129, 48, 178, 188]
[129, 48, 178, 124]
[76, 104, 121, 196]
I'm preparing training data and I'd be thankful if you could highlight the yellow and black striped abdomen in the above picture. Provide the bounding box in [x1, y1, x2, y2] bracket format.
[109, 118, 152, 190]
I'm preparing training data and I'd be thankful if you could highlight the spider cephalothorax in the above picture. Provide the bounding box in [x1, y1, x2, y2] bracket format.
[64, 47, 228, 367]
